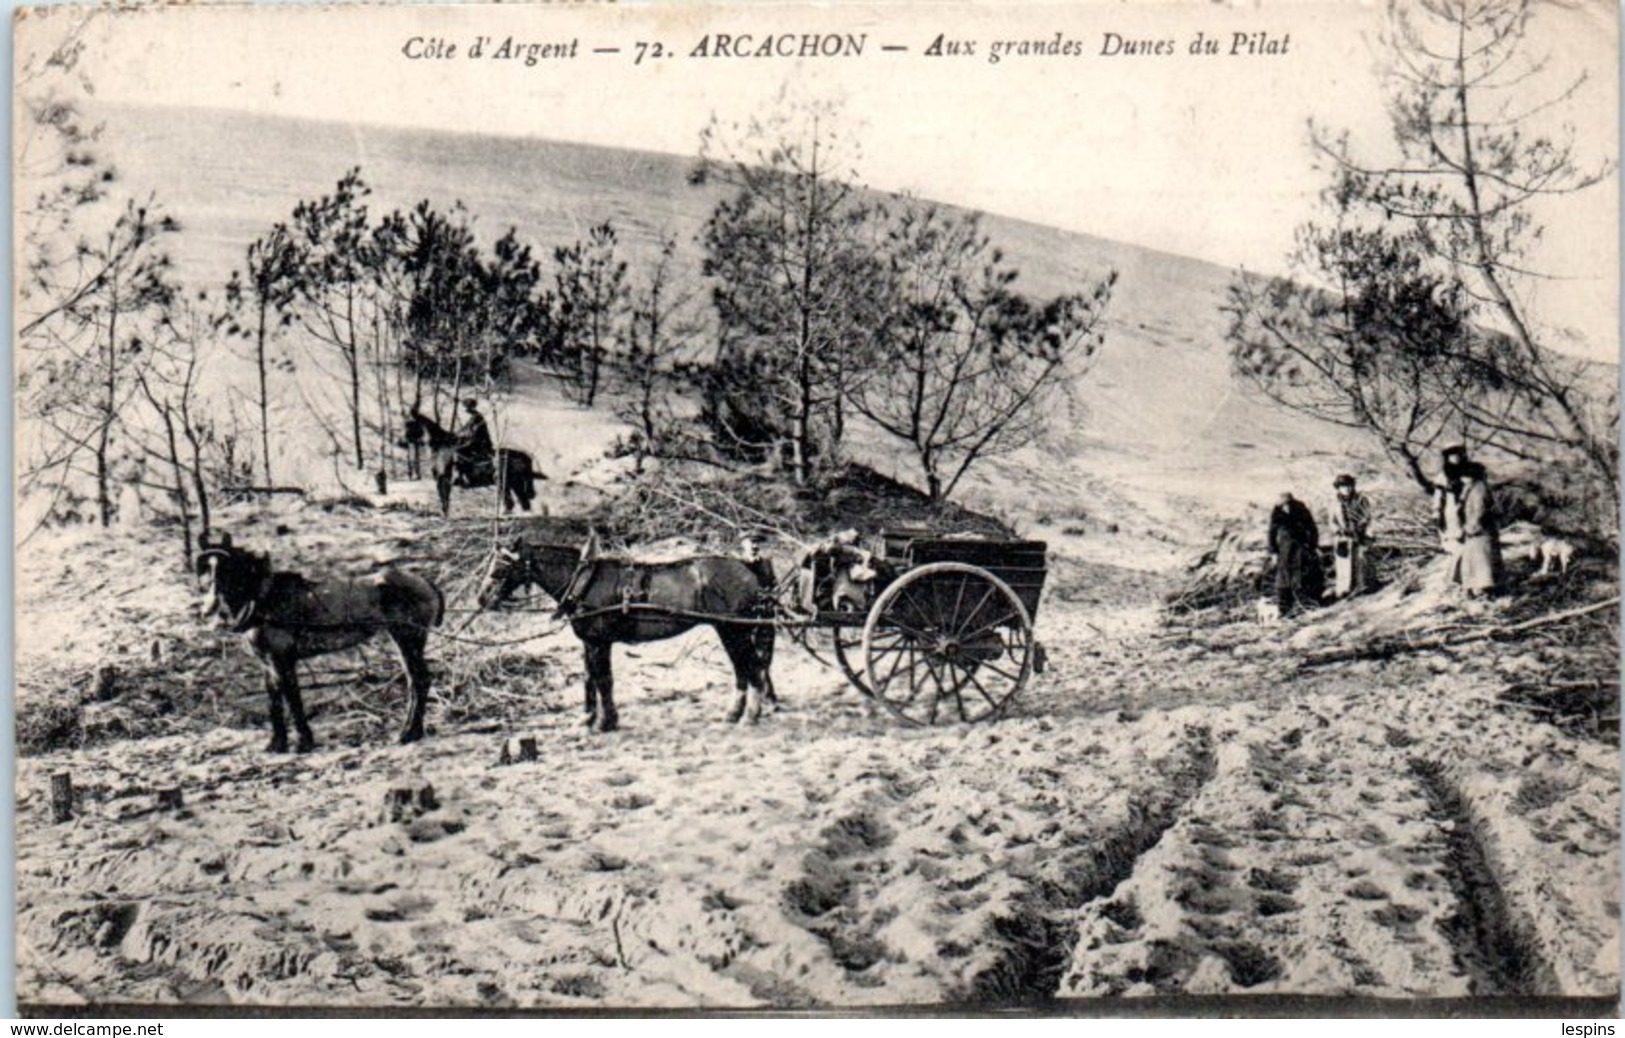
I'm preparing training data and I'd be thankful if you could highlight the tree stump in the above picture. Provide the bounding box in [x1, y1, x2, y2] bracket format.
[499, 737, 539, 766]
[382, 783, 438, 824]
[88, 664, 119, 703]
[51, 773, 73, 824]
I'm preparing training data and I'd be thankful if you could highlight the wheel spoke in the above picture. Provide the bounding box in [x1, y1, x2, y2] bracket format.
[977, 659, 1025, 684]
[863, 631, 910, 657]
[873, 644, 912, 692]
[946, 662, 972, 722]
[949, 574, 970, 634]
[921, 655, 949, 724]
[902, 645, 924, 706]
[896, 583, 935, 631]
[957, 611, 1020, 643]
[885, 618, 939, 644]
[964, 669, 1004, 713]
[956, 584, 996, 638]
[833, 631, 873, 695]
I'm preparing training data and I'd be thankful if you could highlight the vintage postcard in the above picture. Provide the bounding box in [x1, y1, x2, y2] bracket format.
[11, 0, 1620, 1015]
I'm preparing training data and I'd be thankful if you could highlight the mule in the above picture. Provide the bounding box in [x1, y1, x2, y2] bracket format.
[401, 410, 543, 517]
[476, 537, 776, 733]
[194, 531, 445, 752]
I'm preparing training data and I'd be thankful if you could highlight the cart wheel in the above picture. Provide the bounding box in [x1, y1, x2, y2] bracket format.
[861, 562, 1033, 726]
[831, 622, 875, 698]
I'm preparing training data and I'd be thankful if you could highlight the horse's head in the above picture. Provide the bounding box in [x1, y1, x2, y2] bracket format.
[477, 539, 582, 611]
[401, 410, 424, 447]
[477, 538, 533, 611]
[194, 531, 272, 629]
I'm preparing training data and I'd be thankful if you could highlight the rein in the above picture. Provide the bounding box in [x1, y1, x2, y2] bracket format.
[554, 553, 598, 619]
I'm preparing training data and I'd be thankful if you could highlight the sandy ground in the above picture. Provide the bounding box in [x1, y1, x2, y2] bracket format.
[14, 489, 1619, 1010]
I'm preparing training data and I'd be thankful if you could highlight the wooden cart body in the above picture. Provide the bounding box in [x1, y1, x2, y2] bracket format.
[802, 528, 1049, 726]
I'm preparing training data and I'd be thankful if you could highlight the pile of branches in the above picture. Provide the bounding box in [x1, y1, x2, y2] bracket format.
[1299, 595, 1619, 669]
[591, 464, 811, 552]
[1164, 519, 1273, 621]
[589, 462, 1012, 555]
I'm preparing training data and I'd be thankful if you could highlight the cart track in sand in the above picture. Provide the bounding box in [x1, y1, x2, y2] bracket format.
[14, 544, 1619, 1007]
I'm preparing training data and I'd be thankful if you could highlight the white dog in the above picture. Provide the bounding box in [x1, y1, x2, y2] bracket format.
[1537, 538, 1576, 576]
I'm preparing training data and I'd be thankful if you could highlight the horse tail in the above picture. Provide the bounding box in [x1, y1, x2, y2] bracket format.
[431, 579, 446, 628]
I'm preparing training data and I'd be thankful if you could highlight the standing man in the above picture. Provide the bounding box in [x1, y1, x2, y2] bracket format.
[1268, 491, 1322, 616]
[1437, 445, 1502, 598]
[1327, 474, 1373, 599]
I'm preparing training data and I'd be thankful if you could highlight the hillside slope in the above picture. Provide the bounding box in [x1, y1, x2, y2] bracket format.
[87, 102, 1365, 543]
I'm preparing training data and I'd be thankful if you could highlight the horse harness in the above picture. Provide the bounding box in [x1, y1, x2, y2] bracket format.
[552, 557, 662, 619]
[550, 552, 759, 623]
[201, 550, 386, 634]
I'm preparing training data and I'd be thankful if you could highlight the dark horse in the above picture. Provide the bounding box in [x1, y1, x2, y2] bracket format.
[401, 410, 543, 517]
[195, 531, 445, 752]
[476, 537, 776, 733]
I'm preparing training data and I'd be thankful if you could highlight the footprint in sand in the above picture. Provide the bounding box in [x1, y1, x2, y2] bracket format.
[1344, 879, 1389, 901]
[1246, 867, 1299, 894]
[1254, 892, 1300, 917]
[1370, 902, 1425, 928]
[580, 850, 629, 872]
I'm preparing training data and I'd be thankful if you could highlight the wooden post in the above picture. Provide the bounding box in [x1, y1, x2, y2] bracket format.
[50, 773, 73, 823]
[518, 737, 538, 763]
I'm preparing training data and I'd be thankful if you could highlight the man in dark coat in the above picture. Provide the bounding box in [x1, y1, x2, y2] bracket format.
[455, 398, 495, 486]
[1268, 491, 1322, 616]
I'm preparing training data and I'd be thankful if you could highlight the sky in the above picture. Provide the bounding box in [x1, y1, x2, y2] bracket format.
[15, 0, 1622, 359]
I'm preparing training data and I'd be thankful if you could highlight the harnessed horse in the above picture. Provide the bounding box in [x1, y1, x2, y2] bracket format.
[476, 537, 777, 733]
[194, 532, 445, 752]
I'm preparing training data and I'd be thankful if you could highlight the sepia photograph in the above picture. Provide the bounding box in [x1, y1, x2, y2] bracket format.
[10, 0, 1621, 1014]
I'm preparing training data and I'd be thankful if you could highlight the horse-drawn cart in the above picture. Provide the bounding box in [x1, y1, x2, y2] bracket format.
[476, 526, 1049, 732]
[196, 522, 1051, 748]
[798, 529, 1048, 727]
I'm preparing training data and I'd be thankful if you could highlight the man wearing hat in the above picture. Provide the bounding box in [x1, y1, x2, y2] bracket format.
[1327, 474, 1373, 599]
[1436, 443, 1502, 597]
[455, 397, 495, 486]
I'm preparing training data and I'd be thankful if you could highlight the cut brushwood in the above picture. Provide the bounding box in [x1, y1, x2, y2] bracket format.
[1299, 597, 1620, 669]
